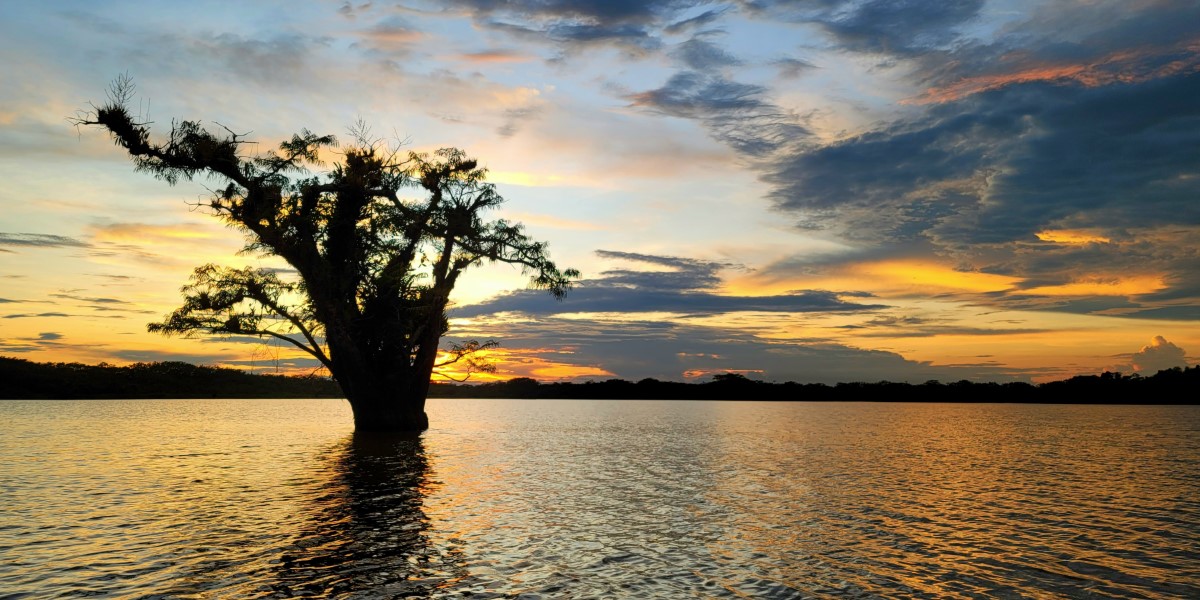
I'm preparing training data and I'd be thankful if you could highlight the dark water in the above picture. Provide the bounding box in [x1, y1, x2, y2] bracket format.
[1, 400, 1198, 599]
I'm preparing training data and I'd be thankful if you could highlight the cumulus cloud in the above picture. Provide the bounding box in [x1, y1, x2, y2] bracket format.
[1130, 336, 1188, 374]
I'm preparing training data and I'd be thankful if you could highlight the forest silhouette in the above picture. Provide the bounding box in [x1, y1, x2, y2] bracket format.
[3, 356, 1195, 404]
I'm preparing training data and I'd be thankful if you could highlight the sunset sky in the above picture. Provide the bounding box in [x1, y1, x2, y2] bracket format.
[2, 0, 1198, 385]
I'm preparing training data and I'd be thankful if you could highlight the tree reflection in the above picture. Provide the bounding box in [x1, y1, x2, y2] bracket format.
[267, 432, 462, 597]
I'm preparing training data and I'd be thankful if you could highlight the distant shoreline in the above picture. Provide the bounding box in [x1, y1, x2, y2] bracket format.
[3, 356, 1196, 403]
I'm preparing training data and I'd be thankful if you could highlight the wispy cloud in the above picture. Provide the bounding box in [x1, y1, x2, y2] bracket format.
[0, 233, 89, 248]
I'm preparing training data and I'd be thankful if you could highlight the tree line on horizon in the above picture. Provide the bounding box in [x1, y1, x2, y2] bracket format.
[1, 356, 1195, 403]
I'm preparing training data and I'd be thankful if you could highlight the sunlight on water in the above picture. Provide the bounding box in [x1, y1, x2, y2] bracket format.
[1, 399, 1198, 598]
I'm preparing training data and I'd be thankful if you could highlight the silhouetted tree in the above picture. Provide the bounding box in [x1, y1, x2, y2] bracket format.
[72, 76, 578, 431]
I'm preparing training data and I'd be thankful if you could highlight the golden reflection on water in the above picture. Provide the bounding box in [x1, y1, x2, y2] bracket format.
[1, 399, 1199, 598]
[265, 432, 459, 597]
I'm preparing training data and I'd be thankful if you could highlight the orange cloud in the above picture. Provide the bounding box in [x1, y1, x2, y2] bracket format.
[911, 39, 1200, 104]
[852, 260, 1020, 294]
[1035, 229, 1111, 244]
[91, 222, 221, 243]
[724, 259, 1021, 299]
[1021, 275, 1166, 297]
[433, 346, 614, 382]
[456, 50, 534, 64]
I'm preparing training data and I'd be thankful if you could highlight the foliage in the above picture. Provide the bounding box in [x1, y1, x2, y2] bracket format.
[72, 75, 578, 428]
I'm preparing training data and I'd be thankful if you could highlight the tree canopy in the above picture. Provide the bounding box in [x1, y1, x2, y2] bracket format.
[74, 75, 578, 430]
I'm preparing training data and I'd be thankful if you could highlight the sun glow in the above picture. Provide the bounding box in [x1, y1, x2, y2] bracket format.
[851, 260, 1020, 294]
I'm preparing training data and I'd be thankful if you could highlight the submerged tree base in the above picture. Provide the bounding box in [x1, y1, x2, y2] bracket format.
[351, 407, 430, 433]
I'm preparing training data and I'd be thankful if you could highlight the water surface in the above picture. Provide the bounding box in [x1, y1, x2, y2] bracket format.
[2, 399, 1198, 598]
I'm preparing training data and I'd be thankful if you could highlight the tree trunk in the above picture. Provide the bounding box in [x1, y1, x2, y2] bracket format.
[347, 390, 429, 432]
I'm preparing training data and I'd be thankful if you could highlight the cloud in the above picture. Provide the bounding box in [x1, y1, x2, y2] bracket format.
[49, 293, 133, 305]
[773, 57, 816, 79]
[358, 15, 426, 53]
[755, 71, 1200, 312]
[0, 233, 89, 248]
[664, 8, 729, 34]
[816, 0, 985, 55]
[194, 33, 332, 85]
[628, 70, 808, 157]
[0, 331, 69, 354]
[454, 249, 886, 318]
[450, 314, 1026, 384]
[1129, 335, 1188, 374]
[669, 36, 741, 70]
[455, 49, 536, 63]
[741, 0, 984, 56]
[444, 0, 713, 52]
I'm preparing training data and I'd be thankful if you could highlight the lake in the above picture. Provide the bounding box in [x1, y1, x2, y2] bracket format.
[1, 399, 1198, 599]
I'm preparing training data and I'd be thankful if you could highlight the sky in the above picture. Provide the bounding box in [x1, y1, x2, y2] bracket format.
[1, 0, 1198, 385]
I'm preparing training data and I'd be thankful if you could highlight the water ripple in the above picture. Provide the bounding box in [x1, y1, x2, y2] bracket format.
[1, 400, 1198, 598]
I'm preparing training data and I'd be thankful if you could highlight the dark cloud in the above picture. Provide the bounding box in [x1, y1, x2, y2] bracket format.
[484, 18, 661, 52]
[338, 1, 373, 19]
[109, 350, 253, 366]
[579, 2, 1197, 320]
[930, 0, 1200, 89]
[188, 32, 331, 86]
[630, 71, 766, 116]
[669, 36, 741, 70]
[445, 0, 698, 25]
[739, 0, 984, 56]
[816, 0, 984, 55]
[455, 249, 885, 318]
[496, 105, 541, 137]
[1120, 306, 1200, 321]
[0, 331, 68, 354]
[0, 233, 89, 248]
[50, 293, 132, 305]
[457, 315, 1028, 383]
[443, 0, 715, 51]
[773, 56, 816, 79]
[0, 298, 17, 303]
[456, 285, 880, 317]
[664, 8, 729, 34]
[3, 312, 71, 319]
[755, 71, 1200, 314]
[628, 70, 808, 157]
[45, 293, 152, 314]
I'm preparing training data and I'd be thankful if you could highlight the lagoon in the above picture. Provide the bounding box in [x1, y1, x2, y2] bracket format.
[2, 399, 1198, 598]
